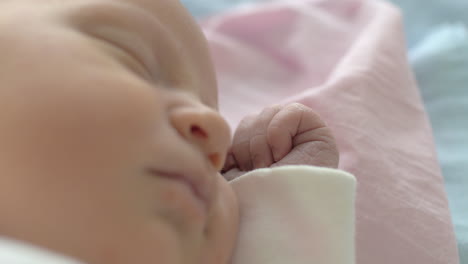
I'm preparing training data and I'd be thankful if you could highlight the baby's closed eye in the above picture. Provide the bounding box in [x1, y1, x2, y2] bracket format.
[67, 1, 183, 84]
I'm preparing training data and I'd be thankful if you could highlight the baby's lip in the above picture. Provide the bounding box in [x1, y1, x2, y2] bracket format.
[147, 168, 210, 213]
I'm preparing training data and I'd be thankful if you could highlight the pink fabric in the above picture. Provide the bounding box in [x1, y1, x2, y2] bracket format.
[201, 0, 459, 263]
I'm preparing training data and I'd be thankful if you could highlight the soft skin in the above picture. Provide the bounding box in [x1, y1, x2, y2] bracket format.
[223, 103, 339, 180]
[0, 1, 340, 264]
[0, 1, 238, 264]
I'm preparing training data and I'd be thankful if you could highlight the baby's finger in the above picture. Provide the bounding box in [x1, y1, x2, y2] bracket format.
[266, 104, 305, 162]
[274, 132, 339, 168]
[268, 103, 339, 168]
[249, 134, 274, 169]
[231, 115, 255, 171]
[231, 105, 282, 171]
[246, 106, 282, 168]
[221, 152, 237, 173]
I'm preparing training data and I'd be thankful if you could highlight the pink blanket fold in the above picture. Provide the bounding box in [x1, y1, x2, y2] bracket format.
[202, 0, 459, 263]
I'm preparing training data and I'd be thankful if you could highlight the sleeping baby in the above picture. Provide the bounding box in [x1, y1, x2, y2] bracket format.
[0, 0, 355, 263]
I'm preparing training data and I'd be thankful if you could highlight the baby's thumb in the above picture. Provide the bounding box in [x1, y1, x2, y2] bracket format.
[272, 135, 339, 169]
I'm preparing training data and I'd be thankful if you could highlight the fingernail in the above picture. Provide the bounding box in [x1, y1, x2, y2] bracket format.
[271, 146, 281, 162]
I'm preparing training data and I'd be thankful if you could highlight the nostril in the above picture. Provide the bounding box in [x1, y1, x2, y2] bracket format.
[208, 153, 221, 169]
[190, 125, 208, 139]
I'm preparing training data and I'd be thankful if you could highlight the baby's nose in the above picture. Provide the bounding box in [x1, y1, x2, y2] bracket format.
[170, 105, 231, 171]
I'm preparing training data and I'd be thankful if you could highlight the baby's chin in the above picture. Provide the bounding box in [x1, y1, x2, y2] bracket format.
[200, 175, 239, 264]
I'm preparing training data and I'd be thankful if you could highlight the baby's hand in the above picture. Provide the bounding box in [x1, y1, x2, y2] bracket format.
[222, 103, 339, 180]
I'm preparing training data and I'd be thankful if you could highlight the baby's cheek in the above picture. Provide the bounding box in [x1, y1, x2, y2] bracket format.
[202, 176, 239, 264]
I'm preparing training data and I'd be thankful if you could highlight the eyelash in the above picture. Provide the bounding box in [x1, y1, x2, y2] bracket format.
[89, 32, 155, 82]
[107, 39, 154, 81]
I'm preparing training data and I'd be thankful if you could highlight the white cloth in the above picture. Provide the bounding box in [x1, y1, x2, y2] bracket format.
[0, 166, 355, 264]
[230, 165, 356, 264]
[0, 238, 83, 264]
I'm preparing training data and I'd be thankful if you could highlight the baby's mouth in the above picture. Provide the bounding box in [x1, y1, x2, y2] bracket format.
[147, 168, 209, 216]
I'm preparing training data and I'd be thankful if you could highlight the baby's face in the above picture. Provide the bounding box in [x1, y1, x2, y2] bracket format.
[0, 0, 238, 263]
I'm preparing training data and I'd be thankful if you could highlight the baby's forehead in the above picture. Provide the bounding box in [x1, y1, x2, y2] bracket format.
[114, 0, 219, 108]
[0, 0, 219, 109]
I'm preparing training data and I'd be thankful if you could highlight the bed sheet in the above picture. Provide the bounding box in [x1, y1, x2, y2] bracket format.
[181, 0, 468, 263]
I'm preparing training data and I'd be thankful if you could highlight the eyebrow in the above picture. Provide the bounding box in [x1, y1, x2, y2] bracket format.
[67, 1, 171, 37]
[64, 0, 187, 83]
[62, 1, 216, 107]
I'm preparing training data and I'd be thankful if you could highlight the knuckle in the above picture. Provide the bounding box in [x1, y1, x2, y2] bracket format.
[267, 104, 284, 112]
[233, 117, 257, 140]
[266, 121, 282, 136]
[238, 114, 256, 128]
[285, 102, 307, 112]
